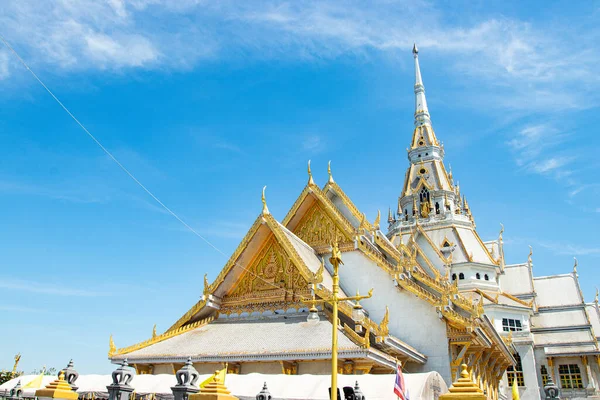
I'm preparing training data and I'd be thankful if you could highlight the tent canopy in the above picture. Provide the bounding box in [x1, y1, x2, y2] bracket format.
[1, 372, 448, 400]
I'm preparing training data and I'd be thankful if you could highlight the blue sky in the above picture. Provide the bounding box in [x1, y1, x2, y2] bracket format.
[1, 0, 599, 374]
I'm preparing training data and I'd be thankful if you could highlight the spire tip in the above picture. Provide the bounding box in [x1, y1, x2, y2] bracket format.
[412, 43, 418, 56]
[262, 186, 270, 215]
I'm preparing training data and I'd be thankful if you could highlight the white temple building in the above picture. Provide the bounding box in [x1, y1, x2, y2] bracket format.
[386, 45, 600, 400]
[108, 46, 600, 400]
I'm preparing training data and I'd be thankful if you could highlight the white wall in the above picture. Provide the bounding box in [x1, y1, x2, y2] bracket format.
[513, 343, 540, 400]
[336, 250, 452, 384]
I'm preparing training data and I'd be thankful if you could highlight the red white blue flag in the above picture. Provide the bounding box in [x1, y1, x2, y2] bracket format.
[394, 362, 409, 400]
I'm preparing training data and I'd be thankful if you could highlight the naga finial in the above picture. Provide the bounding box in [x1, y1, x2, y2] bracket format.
[262, 186, 269, 215]
[499, 223, 504, 242]
[203, 273, 211, 296]
[307, 160, 314, 185]
[374, 209, 381, 230]
[379, 306, 390, 336]
[109, 335, 116, 357]
[595, 287, 598, 304]
[152, 324, 157, 339]
[528, 246, 533, 265]
[328, 161, 334, 184]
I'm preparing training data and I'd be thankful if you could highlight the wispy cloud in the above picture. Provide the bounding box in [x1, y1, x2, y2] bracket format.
[0, 278, 111, 296]
[507, 123, 577, 180]
[302, 134, 324, 153]
[535, 241, 600, 257]
[1, 1, 599, 112]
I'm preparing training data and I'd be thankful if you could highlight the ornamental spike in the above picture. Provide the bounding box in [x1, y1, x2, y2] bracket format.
[307, 160, 314, 185]
[328, 160, 334, 184]
[262, 186, 270, 215]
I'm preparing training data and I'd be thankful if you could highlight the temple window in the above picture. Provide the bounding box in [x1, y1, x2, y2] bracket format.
[502, 318, 522, 332]
[476, 273, 481, 280]
[541, 365, 549, 386]
[484, 274, 489, 281]
[435, 202, 440, 214]
[452, 273, 457, 281]
[419, 187, 430, 203]
[507, 353, 525, 387]
[459, 273, 465, 280]
[559, 364, 583, 389]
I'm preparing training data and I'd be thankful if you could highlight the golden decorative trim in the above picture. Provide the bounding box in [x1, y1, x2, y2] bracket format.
[356, 238, 396, 274]
[373, 233, 402, 264]
[343, 323, 370, 349]
[411, 266, 445, 294]
[397, 273, 440, 306]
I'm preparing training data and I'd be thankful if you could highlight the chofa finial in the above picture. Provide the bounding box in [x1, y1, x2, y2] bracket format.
[328, 161, 334, 184]
[573, 257, 578, 274]
[374, 209, 381, 230]
[262, 186, 270, 215]
[307, 160, 314, 185]
[528, 245, 533, 265]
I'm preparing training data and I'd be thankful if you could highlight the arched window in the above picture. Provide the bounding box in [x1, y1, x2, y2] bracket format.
[507, 354, 524, 387]
[452, 273, 457, 281]
[484, 274, 489, 281]
[435, 202, 440, 214]
[459, 273, 465, 280]
[476, 273, 481, 280]
[419, 187, 430, 203]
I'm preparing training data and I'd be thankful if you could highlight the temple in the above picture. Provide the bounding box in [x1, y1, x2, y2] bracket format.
[109, 46, 600, 400]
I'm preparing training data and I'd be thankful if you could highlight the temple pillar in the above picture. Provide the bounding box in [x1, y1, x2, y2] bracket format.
[279, 361, 297, 375]
[582, 356, 595, 390]
[547, 357, 556, 383]
[354, 361, 373, 375]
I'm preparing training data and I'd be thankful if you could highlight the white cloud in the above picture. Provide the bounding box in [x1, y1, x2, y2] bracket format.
[84, 33, 158, 67]
[302, 135, 324, 152]
[507, 124, 576, 179]
[0, 0, 597, 114]
[531, 157, 572, 174]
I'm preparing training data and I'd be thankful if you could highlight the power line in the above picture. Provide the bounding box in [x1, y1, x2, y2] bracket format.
[0, 33, 318, 305]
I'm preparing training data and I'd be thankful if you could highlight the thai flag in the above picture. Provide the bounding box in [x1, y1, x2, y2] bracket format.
[394, 362, 409, 400]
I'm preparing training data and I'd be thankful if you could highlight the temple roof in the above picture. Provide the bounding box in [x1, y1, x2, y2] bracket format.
[499, 263, 534, 296]
[534, 273, 583, 308]
[115, 314, 361, 362]
[112, 313, 425, 368]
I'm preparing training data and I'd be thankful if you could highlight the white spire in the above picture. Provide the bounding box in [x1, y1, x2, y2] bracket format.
[413, 44, 431, 127]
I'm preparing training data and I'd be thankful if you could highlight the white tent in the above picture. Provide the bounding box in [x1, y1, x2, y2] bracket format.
[1, 372, 448, 400]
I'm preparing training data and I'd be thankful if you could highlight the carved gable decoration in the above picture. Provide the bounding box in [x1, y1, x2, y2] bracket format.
[222, 237, 309, 314]
[293, 203, 349, 249]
